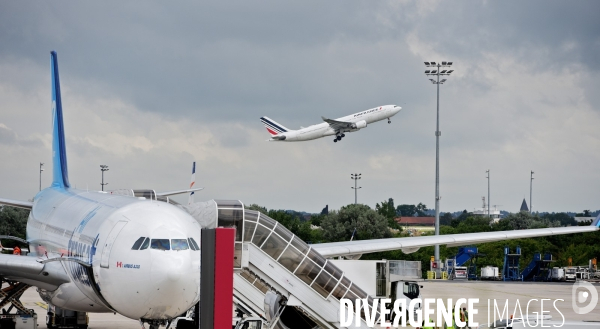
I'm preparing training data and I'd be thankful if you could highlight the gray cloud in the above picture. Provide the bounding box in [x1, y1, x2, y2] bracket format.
[0, 1, 599, 213]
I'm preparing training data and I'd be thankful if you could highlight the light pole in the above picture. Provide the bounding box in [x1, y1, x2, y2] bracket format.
[530, 171, 534, 213]
[486, 170, 490, 219]
[39, 162, 44, 191]
[100, 165, 109, 191]
[425, 61, 453, 268]
[351, 173, 361, 205]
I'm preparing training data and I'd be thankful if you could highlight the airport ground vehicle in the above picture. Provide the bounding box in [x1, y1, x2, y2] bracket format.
[233, 317, 266, 329]
[46, 306, 88, 329]
[565, 267, 577, 281]
[0, 313, 37, 329]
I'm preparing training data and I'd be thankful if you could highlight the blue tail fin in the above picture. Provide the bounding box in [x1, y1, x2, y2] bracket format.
[50, 51, 70, 189]
[592, 214, 600, 227]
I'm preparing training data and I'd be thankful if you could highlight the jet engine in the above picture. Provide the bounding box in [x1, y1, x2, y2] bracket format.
[351, 120, 367, 130]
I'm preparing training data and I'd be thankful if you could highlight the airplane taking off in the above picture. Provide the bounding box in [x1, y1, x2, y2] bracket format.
[260, 104, 401, 143]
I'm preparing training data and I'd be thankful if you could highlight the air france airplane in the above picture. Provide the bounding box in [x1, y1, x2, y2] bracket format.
[260, 105, 401, 143]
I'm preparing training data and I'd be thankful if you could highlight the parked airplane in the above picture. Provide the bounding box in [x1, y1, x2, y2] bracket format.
[0, 52, 598, 329]
[260, 104, 401, 142]
[0, 52, 203, 329]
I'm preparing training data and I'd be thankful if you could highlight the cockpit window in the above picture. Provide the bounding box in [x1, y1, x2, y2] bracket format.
[140, 237, 150, 250]
[187, 238, 197, 251]
[131, 237, 145, 250]
[171, 239, 189, 251]
[151, 239, 170, 250]
[188, 237, 200, 251]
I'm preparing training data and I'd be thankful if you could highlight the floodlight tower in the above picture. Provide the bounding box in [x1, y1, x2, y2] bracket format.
[39, 162, 44, 191]
[100, 165, 109, 191]
[351, 173, 361, 205]
[530, 171, 534, 213]
[486, 170, 490, 218]
[424, 61, 454, 268]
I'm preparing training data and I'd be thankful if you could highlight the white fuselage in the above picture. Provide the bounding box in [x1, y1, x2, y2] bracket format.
[27, 187, 200, 320]
[275, 104, 401, 142]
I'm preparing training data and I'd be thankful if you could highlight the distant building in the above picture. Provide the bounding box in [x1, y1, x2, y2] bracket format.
[520, 199, 529, 212]
[320, 205, 328, 215]
[473, 197, 501, 223]
[395, 217, 435, 226]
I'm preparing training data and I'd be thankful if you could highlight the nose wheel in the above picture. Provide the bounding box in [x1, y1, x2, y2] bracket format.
[388, 118, 391, 124]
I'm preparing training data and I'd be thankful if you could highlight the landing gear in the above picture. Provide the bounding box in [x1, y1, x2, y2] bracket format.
[141, 318, 168, 329]
[334, 134, 345, 142]
[46, 305, 88, 329]
[388, 118, 391, 124]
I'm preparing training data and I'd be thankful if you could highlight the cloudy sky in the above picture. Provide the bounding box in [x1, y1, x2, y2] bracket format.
[1, 1, 599, 214]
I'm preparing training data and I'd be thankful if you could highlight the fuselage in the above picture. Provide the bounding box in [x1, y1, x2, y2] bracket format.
[274, 104, 401, 142]
[27, 186, 200, 320]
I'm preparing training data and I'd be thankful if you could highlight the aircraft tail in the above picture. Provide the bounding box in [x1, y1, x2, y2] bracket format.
[592, 214, 600, 227]
[50, 51, 70, 189]
[188, 161, 196, 205]
[260, 116, 290, 136]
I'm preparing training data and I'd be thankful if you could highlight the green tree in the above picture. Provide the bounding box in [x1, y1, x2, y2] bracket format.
[396, 204, 417, 217]
[376, 198, 401, 230]
[0, 206, 29, 248]
[415, 203, 428, 216]
[541, 213, 577, 227]
[396, 203, 429, 217]
[440, 212, 453, 226]
[497, 212, 560, 230]
[321, 204, 392, 242]
[246, 204, 267, 215]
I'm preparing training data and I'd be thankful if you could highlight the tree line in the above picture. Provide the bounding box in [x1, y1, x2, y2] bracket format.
[2, 200, 598, 278]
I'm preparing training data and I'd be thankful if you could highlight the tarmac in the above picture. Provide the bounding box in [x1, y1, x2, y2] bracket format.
[420, 280, 600, 325]
[16, 280, 600, 328]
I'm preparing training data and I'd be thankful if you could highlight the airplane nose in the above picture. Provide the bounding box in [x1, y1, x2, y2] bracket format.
[145, 242, 198, 318]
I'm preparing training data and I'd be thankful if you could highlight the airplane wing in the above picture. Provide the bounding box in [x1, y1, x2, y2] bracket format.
[0, 254, 71, 291]
[0, 198, 33, 210]
[321, 116, 354, 131]
[311, 223, 600, 258]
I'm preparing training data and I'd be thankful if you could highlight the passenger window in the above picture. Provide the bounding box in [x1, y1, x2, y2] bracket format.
[140, 237, 150, 250]
[188, 237, 200, 250]
[131, 237, 145, 250]
[150, 239, 170, 250]
[171, 239, 189, 251]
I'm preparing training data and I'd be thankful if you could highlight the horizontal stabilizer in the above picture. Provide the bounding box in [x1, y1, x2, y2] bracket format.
[156, 187, 204, 197]
[0, 198, 33, 210]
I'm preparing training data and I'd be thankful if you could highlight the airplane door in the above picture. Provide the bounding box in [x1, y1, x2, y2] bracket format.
[100, 220, 128, 268]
